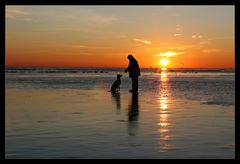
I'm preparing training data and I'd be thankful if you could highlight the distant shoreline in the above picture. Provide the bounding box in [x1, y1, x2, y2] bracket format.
[5, 67, 235, 74]
[5, 66, 235, 70]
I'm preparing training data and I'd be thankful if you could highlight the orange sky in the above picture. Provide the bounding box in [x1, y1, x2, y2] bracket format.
[6, 6, 234, 68]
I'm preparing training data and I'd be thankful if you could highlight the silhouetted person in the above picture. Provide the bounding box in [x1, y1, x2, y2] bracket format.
[125, 54, 140, 93]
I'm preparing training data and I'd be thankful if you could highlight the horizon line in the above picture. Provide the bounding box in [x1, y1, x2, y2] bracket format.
[5, 66, 235, 70]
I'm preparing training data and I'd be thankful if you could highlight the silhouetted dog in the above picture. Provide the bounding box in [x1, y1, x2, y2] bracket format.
[109, 74, 122, 93]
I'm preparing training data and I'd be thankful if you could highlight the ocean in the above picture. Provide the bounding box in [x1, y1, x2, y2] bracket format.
[5, 68, 235, 159]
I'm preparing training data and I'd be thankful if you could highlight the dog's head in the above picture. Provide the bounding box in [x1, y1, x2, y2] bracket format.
[117, 74, 122, 78]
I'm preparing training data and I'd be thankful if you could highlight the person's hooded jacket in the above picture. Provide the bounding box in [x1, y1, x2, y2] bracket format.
[125, 55, 140, 78]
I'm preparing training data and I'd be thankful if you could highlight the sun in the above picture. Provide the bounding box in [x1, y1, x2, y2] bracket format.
[160, 58, 169, 67]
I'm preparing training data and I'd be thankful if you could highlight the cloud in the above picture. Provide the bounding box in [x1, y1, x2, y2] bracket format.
[162, 41, 210, 52]
[174, 24, 182, 36]
[69, 45, 89, 48]
[6, 6, 29, 19]
[6, 6, 39, 23]
[169, 45, 193, 50]
[199, 41, 210, 45]
[154, 51, 184, 57]
[6, 6, 117, 25]
[133, 38, 152, 45]
[118, 35, 128, 38]
[206, 36, 234, 41]
[58, 52, 90, 56]
[50, 27, 98, 33]
[202, 49, 221, 53]
[174, 33, 182, 37]
[77, 52, 90, 55]
[176, 24, 181, 31]
[62, 9, 118, 25]
[63, 44, 111, 49]
[192, 34, 203, 39]
[192, 35, 197, 38]
[80, 11, 117, 24]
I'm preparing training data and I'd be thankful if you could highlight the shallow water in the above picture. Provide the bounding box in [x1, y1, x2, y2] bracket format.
[5, 69, 235, 158]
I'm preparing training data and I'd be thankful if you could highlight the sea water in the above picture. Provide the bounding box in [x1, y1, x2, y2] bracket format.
[5, 68, 235, 159]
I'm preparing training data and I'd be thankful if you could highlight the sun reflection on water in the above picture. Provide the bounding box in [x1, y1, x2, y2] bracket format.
[157, 69, 174, 152]
[160, 97, 168, 111]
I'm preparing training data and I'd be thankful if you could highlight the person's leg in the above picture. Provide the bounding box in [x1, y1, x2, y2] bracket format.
[135, 76, 138, 91]
[129, 77, 134, 92]
[132, 76, 138, 92]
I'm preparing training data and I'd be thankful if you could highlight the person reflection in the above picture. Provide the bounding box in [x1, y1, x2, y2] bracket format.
[111, 92, 121, 110]
[128, 92, 139, 136]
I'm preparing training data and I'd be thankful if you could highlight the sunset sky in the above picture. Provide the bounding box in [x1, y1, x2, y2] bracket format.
[6, 5, 234, 68]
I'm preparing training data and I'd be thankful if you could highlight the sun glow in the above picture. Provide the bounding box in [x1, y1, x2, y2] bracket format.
[160, 58, 169, 67]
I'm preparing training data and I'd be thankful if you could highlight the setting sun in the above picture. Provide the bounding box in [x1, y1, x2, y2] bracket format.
[160, 58, 169, 67]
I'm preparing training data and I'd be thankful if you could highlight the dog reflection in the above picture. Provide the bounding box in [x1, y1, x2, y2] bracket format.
[111, 92, 121, 110]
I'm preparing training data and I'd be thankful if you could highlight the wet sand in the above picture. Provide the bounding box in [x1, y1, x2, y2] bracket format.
[6, 86, 234, 158]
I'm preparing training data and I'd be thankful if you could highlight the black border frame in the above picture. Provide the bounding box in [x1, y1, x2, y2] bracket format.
[2, 0, 239, 160]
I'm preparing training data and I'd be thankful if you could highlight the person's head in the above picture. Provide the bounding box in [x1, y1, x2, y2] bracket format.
[128, 54, 134, 61]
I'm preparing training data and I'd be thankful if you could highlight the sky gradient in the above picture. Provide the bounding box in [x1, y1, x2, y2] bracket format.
[6, 5, 235, 68]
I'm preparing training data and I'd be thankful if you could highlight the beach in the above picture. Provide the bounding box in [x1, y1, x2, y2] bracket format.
[5, 68, 235, 159]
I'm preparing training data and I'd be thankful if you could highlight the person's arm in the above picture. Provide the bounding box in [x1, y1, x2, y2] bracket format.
[125, 62, 130, 72]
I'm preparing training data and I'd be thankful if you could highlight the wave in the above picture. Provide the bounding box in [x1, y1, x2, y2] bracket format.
[201, 101, 235, 106]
